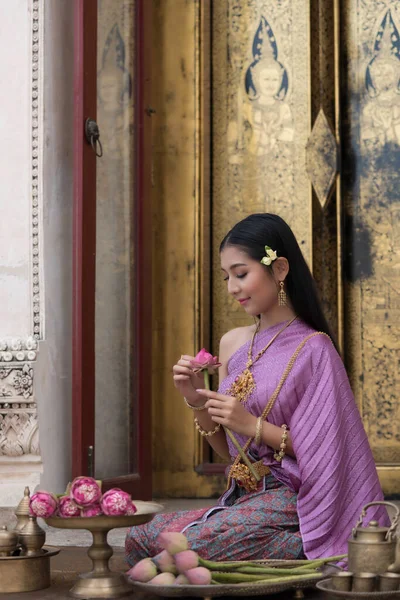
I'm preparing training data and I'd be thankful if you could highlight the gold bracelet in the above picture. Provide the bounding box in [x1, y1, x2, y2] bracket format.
[273, 424, 288, 462]
[184, 397, 207, 411]
[254, 417, 263, 445]
[194, 417, 221, 437]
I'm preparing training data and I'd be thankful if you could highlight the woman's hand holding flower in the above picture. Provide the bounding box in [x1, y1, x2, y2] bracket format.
[196, 389, 257, 438]
[172, 355, 207, 406]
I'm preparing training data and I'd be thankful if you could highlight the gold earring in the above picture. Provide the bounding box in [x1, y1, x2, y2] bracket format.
[278, 281, 287, 306]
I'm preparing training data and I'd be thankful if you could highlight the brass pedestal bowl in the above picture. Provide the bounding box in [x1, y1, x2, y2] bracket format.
[46, 500, 163, 599]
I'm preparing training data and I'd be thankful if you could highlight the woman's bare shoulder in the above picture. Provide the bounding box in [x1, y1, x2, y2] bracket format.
[219, 325, 255, 362]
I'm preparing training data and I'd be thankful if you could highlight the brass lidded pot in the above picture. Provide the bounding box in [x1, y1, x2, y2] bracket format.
[0, 525, 18, 557]
[348, 501, 400, 575]
[19, 516, 46, 556]
[14, 486, 31, 532]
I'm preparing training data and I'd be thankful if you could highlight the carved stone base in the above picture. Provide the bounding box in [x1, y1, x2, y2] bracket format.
[0, 455, 42, 507]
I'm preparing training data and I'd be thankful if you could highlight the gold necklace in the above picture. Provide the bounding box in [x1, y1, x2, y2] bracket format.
[227, 316, 297, 404]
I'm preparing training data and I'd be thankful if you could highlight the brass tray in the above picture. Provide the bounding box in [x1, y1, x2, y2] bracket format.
[316, 578, 400, 599]
[46, 500, 164, 599]
[131, 561, 339, 598]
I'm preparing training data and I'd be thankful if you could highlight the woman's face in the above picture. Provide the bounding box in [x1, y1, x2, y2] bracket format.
[220, 245, 279, 316]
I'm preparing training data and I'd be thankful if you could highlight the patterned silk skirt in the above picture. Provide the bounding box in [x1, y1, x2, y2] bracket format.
[125, 475, 303, 566]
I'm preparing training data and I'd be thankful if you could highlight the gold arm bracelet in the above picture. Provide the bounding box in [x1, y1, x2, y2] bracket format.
[273, 424, 288, 462]
[254, 417, 263, 446]
[194, 417, 221, 437]
[184, 397, 207, 411]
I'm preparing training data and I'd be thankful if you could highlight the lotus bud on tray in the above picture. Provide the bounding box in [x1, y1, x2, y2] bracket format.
[29, 491, 58, 518]
[70, 477, 102, 507]
[126, 558, 158, 582]
[80, 503, 103, 518]
[158, 532, 188, 555]
[57, 495, 80, 518]
[152, 550, 177, 574]
[100, 488, 131, 516]
[174, 550, 199, 573]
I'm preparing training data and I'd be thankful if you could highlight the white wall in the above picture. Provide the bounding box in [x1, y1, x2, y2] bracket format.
[0, 0, 73, 505]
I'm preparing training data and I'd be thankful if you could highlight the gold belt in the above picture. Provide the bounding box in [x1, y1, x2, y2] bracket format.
[229, 460, 271, 493]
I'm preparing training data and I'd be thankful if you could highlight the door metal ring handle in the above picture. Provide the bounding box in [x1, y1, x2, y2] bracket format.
[85, 118, 103, 158]
[90, 135, 103, 158]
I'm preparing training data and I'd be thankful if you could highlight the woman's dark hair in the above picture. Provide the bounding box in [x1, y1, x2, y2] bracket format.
[220, 213, 337, 347]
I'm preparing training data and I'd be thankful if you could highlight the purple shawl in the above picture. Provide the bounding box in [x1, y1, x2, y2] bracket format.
[218, 319, 389, 558]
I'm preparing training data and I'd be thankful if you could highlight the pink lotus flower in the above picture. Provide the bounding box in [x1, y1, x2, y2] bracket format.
[29, 491, 58, 518]
[152, 550, 177, 574]
[125, 501, 137, 515]
[185, 566, 212, 585]
[149, 573, 176, 586]
[70, 477, 102, 508]
[81, 503, 102, 517]
[58, 495, 80, 518]
[175, 574, 189, 585]
[126, 558, 157, 582]
[190, 349, 221, 374]
[174, 550, 199, 573]
[100, 488, 131, 516]
[158, 532, 188, 555]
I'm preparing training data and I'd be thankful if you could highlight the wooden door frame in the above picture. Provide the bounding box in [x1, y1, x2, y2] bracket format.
[72, 0, 97, 479]
[72, 0, 153, 498]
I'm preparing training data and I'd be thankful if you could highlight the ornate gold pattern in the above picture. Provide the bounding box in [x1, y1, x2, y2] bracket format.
[306, 109, 338, 209]
[230, 460, 271, 493]
[343, 2, 400, 493]
[226, 317, 297, 404]
[212, 0, 312, 354]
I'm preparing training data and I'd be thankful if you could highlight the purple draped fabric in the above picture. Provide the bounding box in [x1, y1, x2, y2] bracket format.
[218, 318, 389, 559]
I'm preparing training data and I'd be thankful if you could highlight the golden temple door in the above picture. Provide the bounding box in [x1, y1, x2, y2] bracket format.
[148, 0, 400, 498]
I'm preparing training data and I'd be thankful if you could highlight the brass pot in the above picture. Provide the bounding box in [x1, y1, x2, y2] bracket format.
[0, 547, 59, 593]
[0, 526, 18, 557]
[19, 516, 46, 556]
[348, 501, 400, 575]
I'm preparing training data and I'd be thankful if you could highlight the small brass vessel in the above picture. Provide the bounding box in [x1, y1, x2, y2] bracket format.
[0, 525, 18, 557]
[0, 547, 59, 593]
[14, 486, 31, 532]
[348, 501, 400, 575]
[19, 516, 46, 556]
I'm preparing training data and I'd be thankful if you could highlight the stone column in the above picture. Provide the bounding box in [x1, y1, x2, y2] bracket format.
[0, 0, 73, 506]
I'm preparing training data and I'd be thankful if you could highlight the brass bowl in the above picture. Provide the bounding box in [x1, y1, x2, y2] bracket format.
[45, 500, 163, 599]
[0, 547, 60, 593]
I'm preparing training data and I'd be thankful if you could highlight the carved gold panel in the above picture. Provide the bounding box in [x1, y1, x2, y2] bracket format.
[212, 0, 313, 354]
[342, 2, 400, 493]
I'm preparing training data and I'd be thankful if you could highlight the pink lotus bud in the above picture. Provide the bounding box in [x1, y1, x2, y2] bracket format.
[158, 532, 188, 555]
[58, 495, 80, 518]
[126, 558, 157, 582]
[100, 488, 131, 516]
[190, 349, 221, 374]
[174, 550, 199, 573]
[152, 550, 177, 574]
[70, 477, 101, 507]
[29, 491, 58, 518]
[185, 567, 212, 585]
[175, 574, 190, 585]
[149, 573, 176, 586]
[125, 501, 137, 515]
[81, 503, 102, 517]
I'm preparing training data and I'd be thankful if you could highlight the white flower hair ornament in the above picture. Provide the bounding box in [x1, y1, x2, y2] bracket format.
[260, 246, 278, 266]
